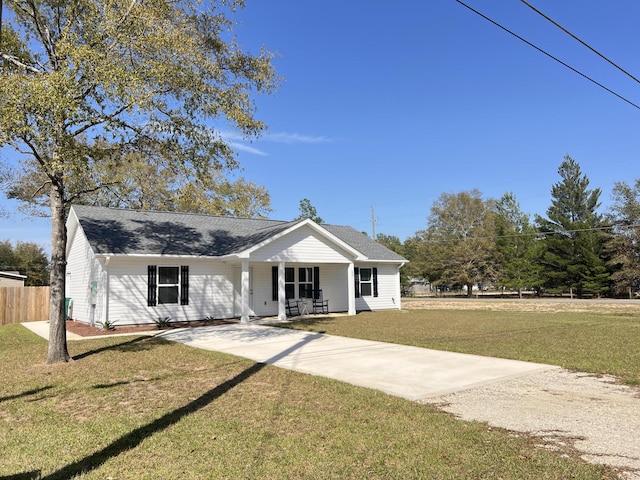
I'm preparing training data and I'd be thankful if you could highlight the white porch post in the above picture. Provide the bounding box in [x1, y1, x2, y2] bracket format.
[241, 259, 250, 323]
[278, 261, 286, 321]
[347, 262, 356, 315]
[104, 257, 111, 325]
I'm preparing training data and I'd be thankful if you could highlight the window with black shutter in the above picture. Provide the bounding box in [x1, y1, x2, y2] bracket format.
[148, 265, 188, 306]
[355, 267, 378, 298]
[272, 266, 278, 301]
[180, 266, 189, 305]
[148, 265, 157, 306]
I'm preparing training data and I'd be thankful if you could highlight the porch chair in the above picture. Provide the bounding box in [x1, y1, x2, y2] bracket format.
[286, 298, 301, 317]
[312, 290, 329, 314]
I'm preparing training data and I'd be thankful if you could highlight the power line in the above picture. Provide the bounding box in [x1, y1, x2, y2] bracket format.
[421, 223, 640, 242]
[520, 0, 640, 85]
[453, 0, 640, 111]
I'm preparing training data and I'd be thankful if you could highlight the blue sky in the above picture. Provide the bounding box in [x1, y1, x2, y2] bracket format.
[2, 0, 639, 252]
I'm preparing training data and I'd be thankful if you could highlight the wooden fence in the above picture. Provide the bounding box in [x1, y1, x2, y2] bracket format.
[0, 287, 50, 326]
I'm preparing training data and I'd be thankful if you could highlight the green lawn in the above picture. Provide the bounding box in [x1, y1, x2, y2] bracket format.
[0, 319, 615, 480]
[285, 308, 640, 385]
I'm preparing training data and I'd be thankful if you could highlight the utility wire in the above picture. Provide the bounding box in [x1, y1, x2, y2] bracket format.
[521, 0, 640, 85]
[454, 0, 640, 111]
[422, 223, 640, 242]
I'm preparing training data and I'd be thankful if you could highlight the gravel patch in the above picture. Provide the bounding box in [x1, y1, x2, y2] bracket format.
[423, 368, 640, 479]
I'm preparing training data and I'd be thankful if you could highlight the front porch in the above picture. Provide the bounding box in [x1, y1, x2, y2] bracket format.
[234, 260, 356, 323]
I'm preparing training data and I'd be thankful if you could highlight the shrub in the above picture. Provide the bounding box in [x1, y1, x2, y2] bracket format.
[98, 318, 118, 331]
[155, 316, 172, 329]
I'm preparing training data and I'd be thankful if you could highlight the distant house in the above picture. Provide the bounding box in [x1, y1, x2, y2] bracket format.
[65, 205, 407, 326]
[0, 271, 27, 287]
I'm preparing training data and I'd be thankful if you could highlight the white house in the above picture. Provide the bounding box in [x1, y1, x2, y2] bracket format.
[65, 205, 407, 326]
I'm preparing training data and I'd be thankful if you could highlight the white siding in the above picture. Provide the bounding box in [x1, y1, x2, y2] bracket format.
[106, 258, 237, 325]
[65, 227, 105, 325]
[354, 264, 402, 311]
[250, 226, 353, 263]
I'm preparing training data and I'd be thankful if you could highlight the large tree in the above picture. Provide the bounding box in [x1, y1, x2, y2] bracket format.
[535, 155, 609, 297]
[494, 192, 542, 297]
[607, 179, 640, 297]
[418, 190, 497, 296]
[0, 0, 277, 363]
[7, 141, 273, 217]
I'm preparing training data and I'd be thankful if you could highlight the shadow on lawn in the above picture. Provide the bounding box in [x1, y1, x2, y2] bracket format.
[72, 335, 161, 361]
[36, 331, 324, 480]
[0, 471, 41, 480]
[282, 315, 340, 331]
[0, 386, 54, 404]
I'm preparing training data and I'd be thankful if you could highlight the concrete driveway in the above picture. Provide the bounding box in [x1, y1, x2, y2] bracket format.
[158, 323, 556, 401]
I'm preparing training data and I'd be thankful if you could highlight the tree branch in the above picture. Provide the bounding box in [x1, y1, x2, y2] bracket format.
[66, 181, 123, 204]
[32, 180, 52, 199]
[0, 53, 43, 74]
[68, 103, 134, 138]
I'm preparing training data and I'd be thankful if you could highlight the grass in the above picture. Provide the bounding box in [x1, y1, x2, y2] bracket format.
[0, 321, 615, 480]
[285, 308, 640, 385]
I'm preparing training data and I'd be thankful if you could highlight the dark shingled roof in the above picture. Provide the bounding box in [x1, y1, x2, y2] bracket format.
[70, 205, 406, 262]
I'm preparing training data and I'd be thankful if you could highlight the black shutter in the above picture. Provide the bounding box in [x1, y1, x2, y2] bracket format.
[313, 266, 320, 299]
[354, 267, 360, 298]
[373, 267, 378, 297]
[272, 266, 278, 301]
[180, 266, 189, 305]
[147, 265, 157, 306]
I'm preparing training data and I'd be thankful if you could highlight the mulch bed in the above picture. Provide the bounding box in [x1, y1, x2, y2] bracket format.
[65, 319, 233, 337]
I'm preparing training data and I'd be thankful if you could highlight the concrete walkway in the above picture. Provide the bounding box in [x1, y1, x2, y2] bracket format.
[157, 324, 556, 401]
[21, 321, 555, 401]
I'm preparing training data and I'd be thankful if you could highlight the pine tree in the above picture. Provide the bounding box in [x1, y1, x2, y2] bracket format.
[535, 155, 610, 297]
[494, 193, 541, 297]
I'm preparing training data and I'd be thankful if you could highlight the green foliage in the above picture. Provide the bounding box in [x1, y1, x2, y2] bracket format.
[294, 198, 323, 223]
[0, 239, 50, 285]
[494, 193, 542, 295]
[155, 316, 172, 329]
[417, 190, 498, 295]
[99, 318, 118, 331]
[203, 315, 217, 325]
[607, 179, 640, 296]
[535, 156, 610, 297]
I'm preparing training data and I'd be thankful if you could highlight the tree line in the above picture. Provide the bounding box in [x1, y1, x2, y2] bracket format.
[0, 240, 50, 286]
[377, 155, 640, 299]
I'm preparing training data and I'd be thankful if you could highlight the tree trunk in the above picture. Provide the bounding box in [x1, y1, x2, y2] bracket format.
[46, 182, 70, 364]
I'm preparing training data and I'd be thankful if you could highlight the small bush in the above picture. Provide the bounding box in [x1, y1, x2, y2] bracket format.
[155, 316, 172, 329]
[98, 319, 118, 331]
[203, 315, 216, 325]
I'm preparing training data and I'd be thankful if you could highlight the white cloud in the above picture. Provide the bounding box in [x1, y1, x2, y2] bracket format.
[218, 130, 332, 156]
[265, 132, 332, 144]
[229, 142, 268, 156]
